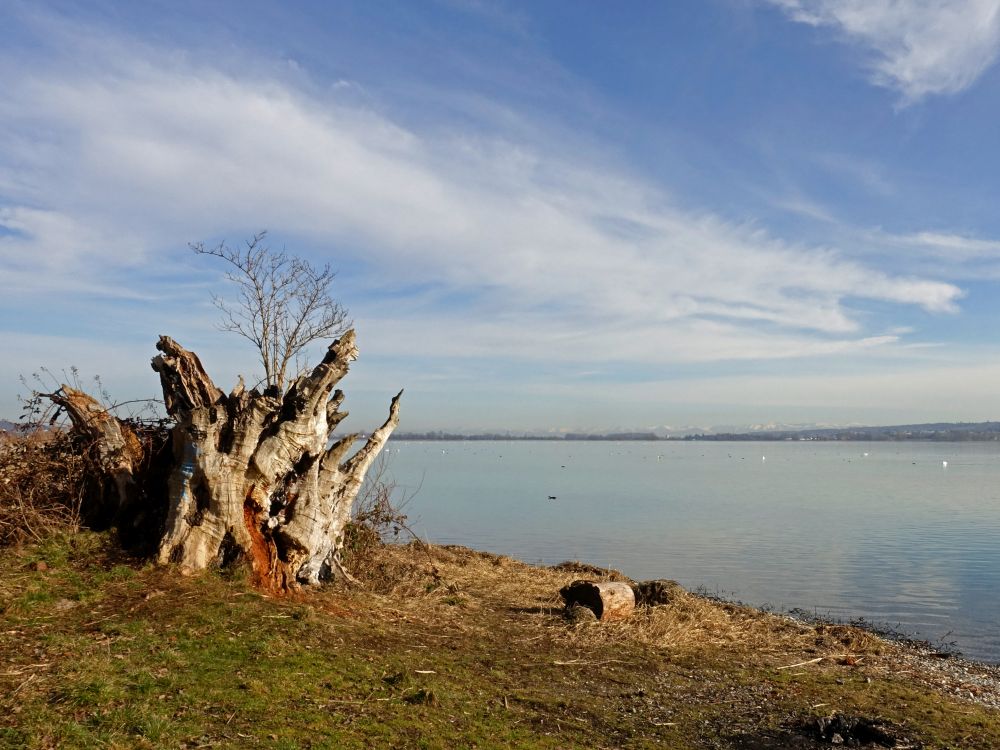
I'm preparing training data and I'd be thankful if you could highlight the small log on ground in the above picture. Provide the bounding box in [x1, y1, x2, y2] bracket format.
[559, 579, 635, 622]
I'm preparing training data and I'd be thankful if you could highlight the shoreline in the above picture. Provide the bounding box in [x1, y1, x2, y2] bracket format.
[545, 552, 1000, 713]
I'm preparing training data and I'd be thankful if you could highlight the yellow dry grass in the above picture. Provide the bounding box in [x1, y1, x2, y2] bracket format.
[341, 541, 886, 671]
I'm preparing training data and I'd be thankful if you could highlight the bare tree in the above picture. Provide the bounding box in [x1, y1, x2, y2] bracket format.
[192, 232, 351, 393]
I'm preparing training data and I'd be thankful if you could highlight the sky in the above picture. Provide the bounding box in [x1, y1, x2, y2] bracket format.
[3, 0, 1000, 433]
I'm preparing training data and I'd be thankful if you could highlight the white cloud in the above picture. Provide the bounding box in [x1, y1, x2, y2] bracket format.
[772, 0, 1000, 102]
[842, 228, 1000, 281]
[894, 230, 1000, 258]
[0, 24, 964, 384]
[356, 313, 904, 365]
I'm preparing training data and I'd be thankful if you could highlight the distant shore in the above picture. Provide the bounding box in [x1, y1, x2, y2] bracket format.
[391, 420, 1000, 442]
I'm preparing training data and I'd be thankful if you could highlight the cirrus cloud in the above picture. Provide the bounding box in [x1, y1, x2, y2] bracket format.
[771, 0, 1000, 102]
[0, 30, 962, 347]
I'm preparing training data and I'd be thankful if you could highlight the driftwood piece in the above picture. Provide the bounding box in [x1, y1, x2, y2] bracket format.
[560, 579, 635, 622]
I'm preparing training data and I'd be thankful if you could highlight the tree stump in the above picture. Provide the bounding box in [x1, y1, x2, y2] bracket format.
[559, 579, 635, 622]
[50, 329, 401, 591]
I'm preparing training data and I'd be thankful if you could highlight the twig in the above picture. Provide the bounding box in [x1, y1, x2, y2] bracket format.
[83, 614, 119, 627]
[551, 659, 632, 666]
[777, 657, 824, 670]
[11, 673, 37, 696]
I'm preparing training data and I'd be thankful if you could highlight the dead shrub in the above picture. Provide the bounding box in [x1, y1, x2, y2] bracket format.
[340, 452, 419, 581]
[0, 429, 88, 545]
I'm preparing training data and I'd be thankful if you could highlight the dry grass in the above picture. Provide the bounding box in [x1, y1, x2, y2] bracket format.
[345, 541, 886, 669]
[314, 541, 1000, 747]
[578, 592, 885, 665]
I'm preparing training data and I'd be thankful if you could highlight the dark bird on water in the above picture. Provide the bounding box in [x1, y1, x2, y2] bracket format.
[548, 495, 557, 500]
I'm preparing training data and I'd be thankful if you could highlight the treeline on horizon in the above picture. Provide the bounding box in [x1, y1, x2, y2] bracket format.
[390, 431, 661, 442]
[391, 422, 1000, 442]
[8, 422, 1000, 443]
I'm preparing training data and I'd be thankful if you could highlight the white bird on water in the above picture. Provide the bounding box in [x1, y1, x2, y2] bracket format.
[762, 456, 766, 462]
[943, 460, 948, 468]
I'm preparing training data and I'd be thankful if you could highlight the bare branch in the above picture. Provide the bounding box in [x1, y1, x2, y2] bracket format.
[192, 232, 352, 393]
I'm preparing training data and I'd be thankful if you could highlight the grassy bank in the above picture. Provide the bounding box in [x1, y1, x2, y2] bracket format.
[1, 532, 997, 749]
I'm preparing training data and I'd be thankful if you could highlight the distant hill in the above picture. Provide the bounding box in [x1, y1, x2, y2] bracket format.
[392, 422, 1000, 442]
[684, 422, 1000, 442]
[9, 420, 999, 442]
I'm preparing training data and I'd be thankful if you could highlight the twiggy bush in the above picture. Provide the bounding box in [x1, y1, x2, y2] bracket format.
[340, 451, 416, 577]
[0, 429, 88, 545]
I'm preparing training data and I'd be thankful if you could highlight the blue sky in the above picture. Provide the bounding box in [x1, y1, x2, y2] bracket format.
[3, 0, 1000, 433]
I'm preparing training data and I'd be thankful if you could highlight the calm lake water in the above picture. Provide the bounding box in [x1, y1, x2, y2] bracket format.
[382, 440, 1000, 664]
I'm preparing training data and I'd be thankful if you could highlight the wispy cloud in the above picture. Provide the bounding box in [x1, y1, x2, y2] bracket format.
[0, 15, 965, 392]
[358, 313, 905, 365]
[811, 151, 895, 196]
[771, 0, 1000, 102]
[892, 230, 1000, 259]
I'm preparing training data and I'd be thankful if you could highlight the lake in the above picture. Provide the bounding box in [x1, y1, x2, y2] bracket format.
[381, 440, 1000, 664]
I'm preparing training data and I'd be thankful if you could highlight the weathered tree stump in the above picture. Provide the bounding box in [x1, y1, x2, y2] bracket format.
[559, 579, 636, 622]
[50, 329, 401, 591]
